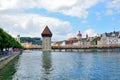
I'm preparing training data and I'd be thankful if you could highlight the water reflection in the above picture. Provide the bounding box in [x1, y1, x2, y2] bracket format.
[12, 51, 43, 80]
[41, 51, 52, 80]
[12, 51, 120, 80]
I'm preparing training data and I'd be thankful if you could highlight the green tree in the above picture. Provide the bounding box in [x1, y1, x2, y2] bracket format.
[0, 27, 23, 52]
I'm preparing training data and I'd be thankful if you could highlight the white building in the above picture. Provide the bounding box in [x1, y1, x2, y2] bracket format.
[118, 32, 120, 44]
[118, 37, 120, 44]
[98, 31, 120, 46]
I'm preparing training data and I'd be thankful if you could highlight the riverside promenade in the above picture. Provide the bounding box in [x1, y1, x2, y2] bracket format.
[0, 50, 22, 70]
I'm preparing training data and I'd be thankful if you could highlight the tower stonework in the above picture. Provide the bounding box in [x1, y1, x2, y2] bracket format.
[41, 26, 52, 51]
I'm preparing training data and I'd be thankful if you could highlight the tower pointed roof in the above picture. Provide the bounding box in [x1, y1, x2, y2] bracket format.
[41, 26, 52, 37]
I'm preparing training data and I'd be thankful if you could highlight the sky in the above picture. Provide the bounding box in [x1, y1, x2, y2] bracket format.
[0, 0, 120, 41]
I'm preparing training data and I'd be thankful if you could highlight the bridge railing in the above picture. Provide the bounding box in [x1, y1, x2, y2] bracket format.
[52, 44, 120, 49]
[23, 44, 120, 49]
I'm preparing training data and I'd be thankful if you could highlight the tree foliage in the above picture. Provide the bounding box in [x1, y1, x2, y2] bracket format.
[0, 28, 23, 51]
[91, 37, 97, 45]
[20, 37, 42, 45]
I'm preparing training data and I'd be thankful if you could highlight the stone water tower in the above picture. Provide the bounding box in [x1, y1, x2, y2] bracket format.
[41, 26, 52, 51]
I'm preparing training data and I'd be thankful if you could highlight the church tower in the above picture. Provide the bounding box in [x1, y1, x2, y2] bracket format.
[16, 35, 20, 43]
[41, 26, 52, 51]
[77, 31, 82, 46]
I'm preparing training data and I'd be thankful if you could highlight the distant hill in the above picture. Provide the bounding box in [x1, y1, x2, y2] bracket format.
[20, 37, 42, 45]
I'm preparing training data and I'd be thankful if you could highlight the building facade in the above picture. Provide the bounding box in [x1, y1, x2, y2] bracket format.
[51, 31, 120, 48]
[97, 31, 120, 46]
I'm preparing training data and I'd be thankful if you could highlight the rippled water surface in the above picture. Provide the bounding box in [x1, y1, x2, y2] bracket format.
[12, 50, 120, 80]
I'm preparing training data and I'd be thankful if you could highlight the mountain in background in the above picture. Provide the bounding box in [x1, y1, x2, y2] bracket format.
[20, 37, 42, 45]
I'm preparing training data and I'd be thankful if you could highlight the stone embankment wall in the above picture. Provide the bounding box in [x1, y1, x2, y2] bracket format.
[0, 52, 21, 70]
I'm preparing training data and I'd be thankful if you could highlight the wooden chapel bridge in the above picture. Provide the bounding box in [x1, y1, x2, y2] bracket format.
[24, 44, 120, 52]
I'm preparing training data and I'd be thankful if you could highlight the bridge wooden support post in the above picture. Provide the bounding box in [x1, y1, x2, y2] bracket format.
[59, 49, 61, 52]
[78, 49, 81, 52]
[53, 49, 55, 52]
[77, 49, 79, 52]
[65, 49, 67, 52]
[70, 49, 73, 52]
[84, 49, 86, 52]
[118, 48, 120, 51]
[70, 49, 71, 52]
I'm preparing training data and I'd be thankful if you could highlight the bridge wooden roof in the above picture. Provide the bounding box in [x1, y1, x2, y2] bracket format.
[41, 26, 52, 37]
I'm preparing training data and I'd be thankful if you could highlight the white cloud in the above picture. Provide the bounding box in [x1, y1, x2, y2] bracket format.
[81, 20, 87, 24]
[95, 12, 101, 20]
[0, 0, 101, 18]
[84, 29, 97, 37]
[107, 0, 120, 14]
[0, 0, 106, 41]
[108, 0, 120, 9]
[0, 14, 73, 41]
[40, 0, 101, 18]
[106, 9, 113, 15]
[40, 0, 76, 10]
[0, 0, 37, 10]
[0, 0, 17, 10]
[61, 0, 102, 18]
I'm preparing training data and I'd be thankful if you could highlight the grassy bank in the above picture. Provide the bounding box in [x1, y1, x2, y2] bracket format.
[0, 56, 19, 80]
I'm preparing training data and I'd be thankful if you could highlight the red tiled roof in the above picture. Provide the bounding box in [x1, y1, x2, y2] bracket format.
[68, 37, 78, 42]
[41, 26, 52, 37]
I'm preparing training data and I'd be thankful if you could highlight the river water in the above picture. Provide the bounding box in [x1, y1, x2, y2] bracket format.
[12, 50, 120, 80]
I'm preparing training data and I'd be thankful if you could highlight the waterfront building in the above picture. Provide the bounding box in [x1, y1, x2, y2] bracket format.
[80, 38, 91, 47]
[52, 31, 91, 47]
[51, 41, 63, 46]
[118, 37, 120, 44]
[117, 31, 120, 45]
[107, 32, 119, 45]
[61, 40, 73, 46]
[59, 37, 78, 46]
[41, 26, 52, 51]
[76, 32, 92, 47]
[52, 31, 120, 48]
[60, 40, 67, 46]
[97, 31, 120, 46]
[21, 42, 32, 48]
[99, 33, 108, 46]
